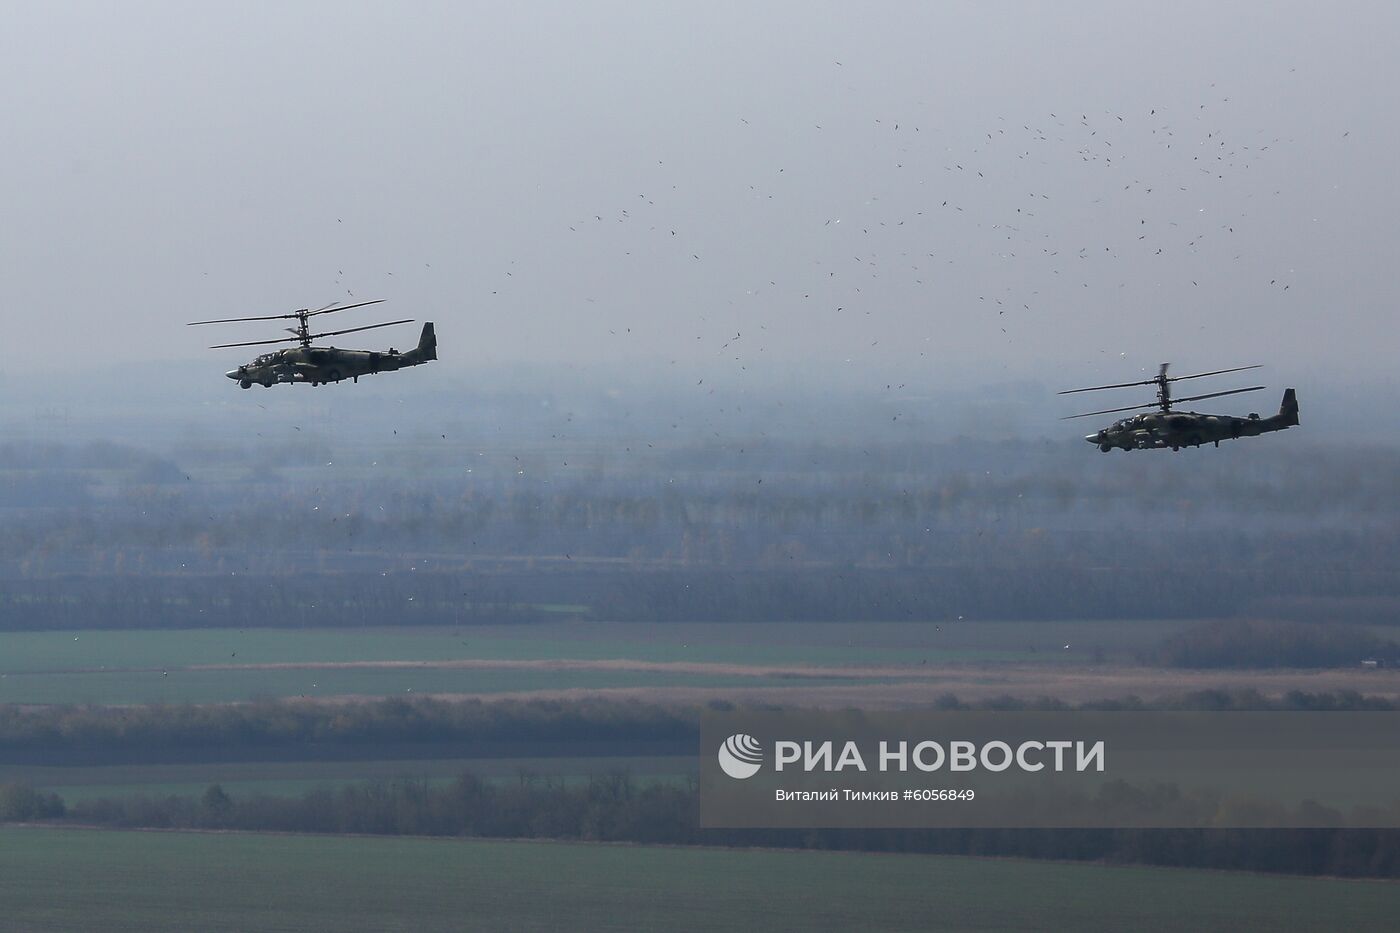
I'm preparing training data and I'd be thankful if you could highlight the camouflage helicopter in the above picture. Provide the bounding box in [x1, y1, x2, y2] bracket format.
[189, 299, 436, 388]
[1060, 364, 1299, 452]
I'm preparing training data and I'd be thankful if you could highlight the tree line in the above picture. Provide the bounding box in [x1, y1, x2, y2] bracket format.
[6, 437, 1400, 628]
[5, 773, 1400, 880]
[0, 696, 697, 757]
[4, 563, 1400, 630]
[1145, 618, 1400, 668]
[2, 692, 1392, 762]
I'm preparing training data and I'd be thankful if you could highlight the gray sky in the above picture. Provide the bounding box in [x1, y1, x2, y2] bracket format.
[2, 0, 1397, 396]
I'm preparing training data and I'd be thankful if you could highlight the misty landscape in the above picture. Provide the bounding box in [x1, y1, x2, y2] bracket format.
[4, 387, 1400, 636]
[5, 378, 1400, 643]
[4, 1, 1400, 930]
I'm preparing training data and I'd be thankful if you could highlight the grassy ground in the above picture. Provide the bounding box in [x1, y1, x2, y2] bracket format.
[5, 620, 1397, 707]
[0, 619, 1186, 706]
[0, 616, 1181, 706]
[1, 826, 1396, 932]
[0, 619, 1188, 673]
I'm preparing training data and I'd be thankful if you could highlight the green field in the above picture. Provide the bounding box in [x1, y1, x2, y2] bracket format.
[1, 827, 1395, 932]
[0, 620, 1194, 672]
[0, 619, 1197, 705]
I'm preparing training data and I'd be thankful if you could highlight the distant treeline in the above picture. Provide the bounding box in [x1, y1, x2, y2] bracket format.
[3, 564, 1400, 630]
[1, 692, 1392, 761]
[1145, 618, 1400, 668]
[5, 438, 1400, 626]
[6, 775, 1400, 881]
[0, 697, 696, 758]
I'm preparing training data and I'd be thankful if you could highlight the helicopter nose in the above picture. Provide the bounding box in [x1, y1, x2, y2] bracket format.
[1084, 433, 1099, 444]
[225, 369, 241, 380]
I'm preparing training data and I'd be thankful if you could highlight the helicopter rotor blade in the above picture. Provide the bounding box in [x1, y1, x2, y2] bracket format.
[1166, 364, 1262, 383]
[1062, 385, 1268, 420]
[188, 299, 385, 326]
[1057, 377, 1161, 395]
[1061, 401, 1162, 420]
[305, 299, 386, 318]
[1059, 364, 1263, 395]
[189, 312, 306, 326]
[305, 319, 414, 341]
[208, 335, 301, 349]
[1170, 385, 1266, 405]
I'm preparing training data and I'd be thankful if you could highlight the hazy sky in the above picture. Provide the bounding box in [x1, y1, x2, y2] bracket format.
[3, 1, 1397, 395]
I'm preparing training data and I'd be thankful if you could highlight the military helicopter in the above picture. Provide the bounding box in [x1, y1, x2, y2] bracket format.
[189, 299, 436, 388]
[1060, 364, 1299, 452]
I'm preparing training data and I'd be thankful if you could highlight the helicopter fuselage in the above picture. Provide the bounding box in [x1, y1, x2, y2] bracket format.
[227, 323, 436, 388]
[1087, 389, 1298, 451]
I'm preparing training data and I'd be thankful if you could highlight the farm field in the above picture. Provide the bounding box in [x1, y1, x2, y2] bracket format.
[4, 621, 1400, 707]
[0, 620, 1191, 673]
[0, 618, 1180, 708]
[2, 827, 1396, 932]
[0, 662, 878, 706]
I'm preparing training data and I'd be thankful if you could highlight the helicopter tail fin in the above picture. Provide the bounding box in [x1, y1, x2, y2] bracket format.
[1278, 388, 1299, 426]
[416, 322, 437, 362]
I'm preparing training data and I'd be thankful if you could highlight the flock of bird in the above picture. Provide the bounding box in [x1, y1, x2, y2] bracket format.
[528, 83, 1316, 379]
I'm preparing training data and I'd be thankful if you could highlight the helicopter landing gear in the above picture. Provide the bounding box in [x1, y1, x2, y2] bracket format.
[239, 379, 252, 389]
